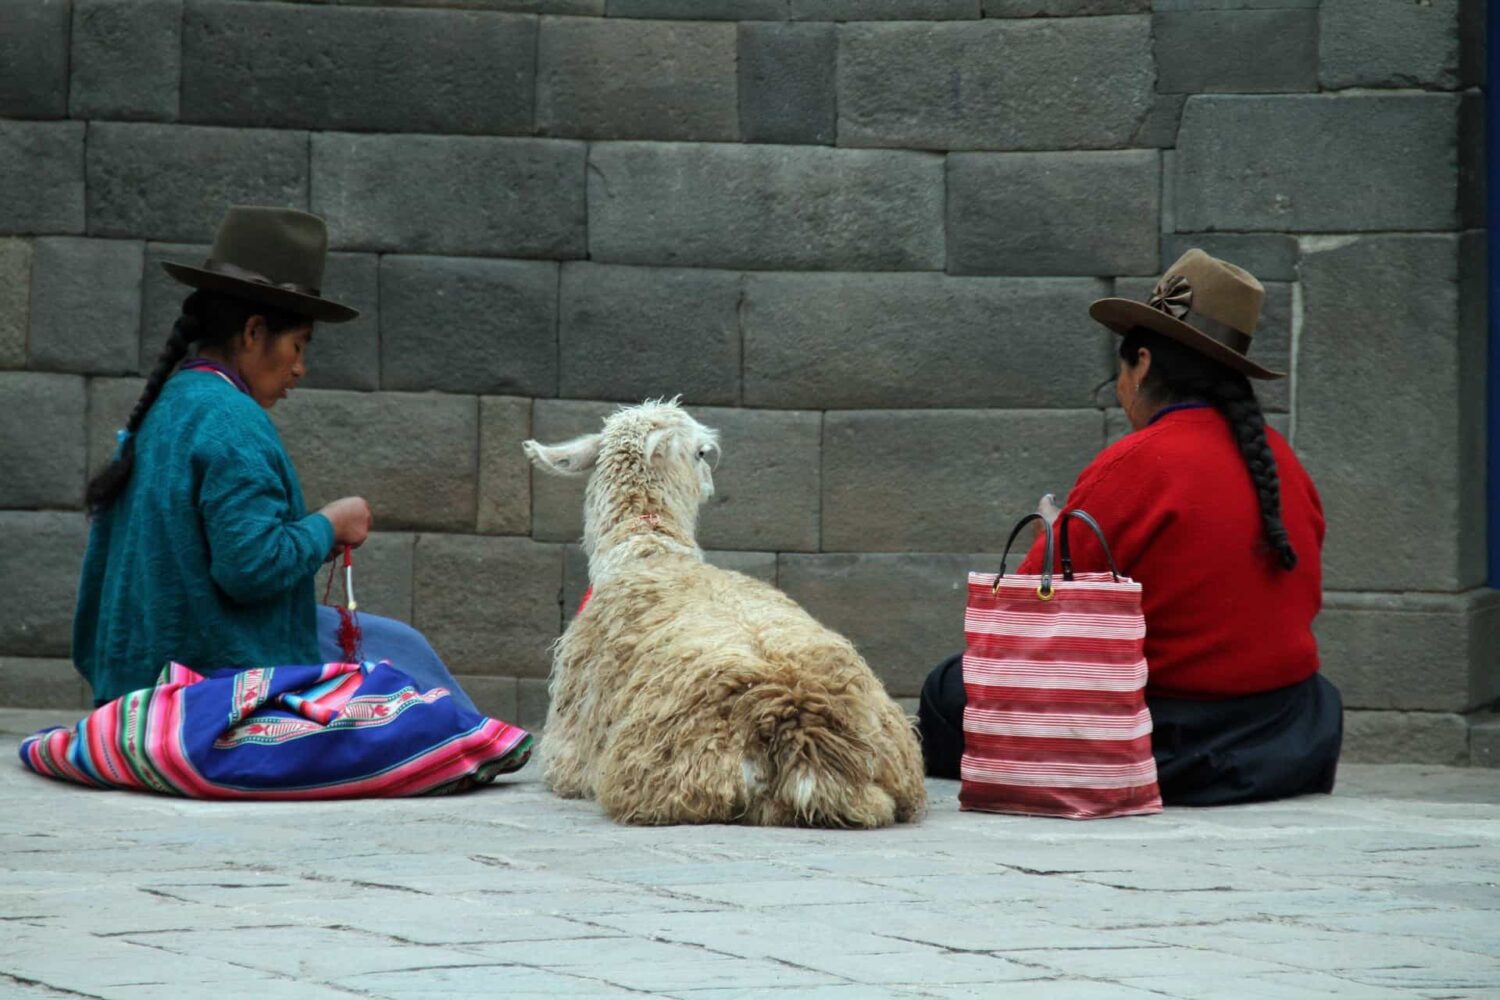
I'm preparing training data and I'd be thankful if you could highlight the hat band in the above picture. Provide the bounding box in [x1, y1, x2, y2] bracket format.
[204, 259, 321, 297]
[1162, 305, 1252, 356]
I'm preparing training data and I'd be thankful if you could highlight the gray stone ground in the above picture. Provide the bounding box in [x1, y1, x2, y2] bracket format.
[2, 707, 1498, 1000]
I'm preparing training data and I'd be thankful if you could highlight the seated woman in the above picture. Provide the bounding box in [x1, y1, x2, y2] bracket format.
[918, 249, 1342, 806]
[73, 205, 478, 716]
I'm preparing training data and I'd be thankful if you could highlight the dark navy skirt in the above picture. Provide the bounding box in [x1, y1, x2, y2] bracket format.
[918, 653, 1343, 807]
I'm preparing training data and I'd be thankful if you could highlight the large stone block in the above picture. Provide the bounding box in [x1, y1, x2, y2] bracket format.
[87, 124, 309, 243]
[1320, 0, 1463, 91]
[558, 263, 741, 405]
[0, 373, 85, 509]
[379, 256, 558, 396]
[742, 272, 1111, 409]
[1342, 711, 1469, 767]
[182, 3, 535, 134]
[319, 531, 415, 623]
[606, 0, 786, 17]
[0, 0, 69, 118]
[778, 553, 984, 697]
[1160, 233, 1299, 283]
[538, 18, 736, 141]
[86, 377, 144, 475]
[479, 396, 532, 536]
[460, 675, 519, 723]
[738, 23, 836, 146]
[837, 18, 1153, 151]
[0, 239, 31, 368]
[822, 409, 1103, 552]
[1131, 93, 1185, 149]
[1155, 0, 1318, 7]
[0, 658, 89, 710]
[947, 151, 1160, 276]
[1296, 234, 1485, 592]
[271, 390, 480, 533]
[1174, 95, 1459, 233]
[298, 254, 379, 392]
[70, 0, 181, 121]
[517, 676, 550, 731]
[588, 143, 944, 271]
[1318, 590, 1500, 714]
[28, 238, 143, 375]
[985, 0, 1147, 13]
[530, 400, 822, 552]
[791, 0, 979, 17]
[413, 534, 563, 679]
[0, 512, 87, 656]
[0, 121, 85, 234]
[1153, 10, 1316, 94]
[139, 242, 205, 370]
[312, 134, 587, 259]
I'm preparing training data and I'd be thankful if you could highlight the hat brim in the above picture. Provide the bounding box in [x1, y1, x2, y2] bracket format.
[161, 262, 360, 324]
[1089, 298, 1284, 381]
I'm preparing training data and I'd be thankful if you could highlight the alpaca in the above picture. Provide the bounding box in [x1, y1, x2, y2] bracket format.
[523, 400, 926, 828]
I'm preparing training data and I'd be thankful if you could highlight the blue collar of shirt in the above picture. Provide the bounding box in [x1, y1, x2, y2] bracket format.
[1146, 402, 1212, 427]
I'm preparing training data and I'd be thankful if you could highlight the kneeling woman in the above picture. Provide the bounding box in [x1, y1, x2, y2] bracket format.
[919, 250, 1342, 806]
[73, 206, 477, 715]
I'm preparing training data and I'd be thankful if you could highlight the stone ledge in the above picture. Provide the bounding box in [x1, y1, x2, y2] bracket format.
[1470, 715, 1500, 769]
[1342, 710, 1470, 767]
[0, 658, 90, 711]
[1318, 589, 1500, 714]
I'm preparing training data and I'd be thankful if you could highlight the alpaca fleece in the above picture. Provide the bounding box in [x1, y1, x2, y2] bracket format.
[525, 400, 926, 828]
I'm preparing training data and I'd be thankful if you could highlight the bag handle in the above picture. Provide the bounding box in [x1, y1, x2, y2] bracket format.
[1057, 509, 1121, 583]
[993, 513, 1057, 601]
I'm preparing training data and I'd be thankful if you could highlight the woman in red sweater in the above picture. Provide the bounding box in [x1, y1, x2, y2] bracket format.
[918, 249, 1343, 806]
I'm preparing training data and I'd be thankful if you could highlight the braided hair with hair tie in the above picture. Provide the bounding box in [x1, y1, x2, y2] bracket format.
[1120, 328, 1297, 571]
[85, 290, 304, 515]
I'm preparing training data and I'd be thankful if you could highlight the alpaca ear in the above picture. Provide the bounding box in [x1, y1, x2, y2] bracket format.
[644, 427, 675, 465]
[523, 434, 601, 477]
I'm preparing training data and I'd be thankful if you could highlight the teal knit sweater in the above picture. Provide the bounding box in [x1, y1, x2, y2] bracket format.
[73, 370, 335, 703]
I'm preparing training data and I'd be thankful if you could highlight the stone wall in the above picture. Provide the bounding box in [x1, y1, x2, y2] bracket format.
[0, 0, 1492, 762]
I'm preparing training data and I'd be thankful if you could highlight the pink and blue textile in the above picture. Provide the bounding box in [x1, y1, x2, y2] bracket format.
[19, 660, 532, 799]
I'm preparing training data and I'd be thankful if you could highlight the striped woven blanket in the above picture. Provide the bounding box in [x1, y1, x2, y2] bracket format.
[19, 661, 532, 799]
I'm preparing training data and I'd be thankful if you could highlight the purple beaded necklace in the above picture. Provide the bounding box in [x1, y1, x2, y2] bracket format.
[179, 357, 252, 396]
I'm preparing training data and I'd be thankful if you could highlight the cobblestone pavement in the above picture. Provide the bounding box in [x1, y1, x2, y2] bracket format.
[2, 708, 1498, 999]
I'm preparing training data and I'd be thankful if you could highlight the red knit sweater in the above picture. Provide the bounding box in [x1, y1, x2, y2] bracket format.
[1018, 407, 1325, 700]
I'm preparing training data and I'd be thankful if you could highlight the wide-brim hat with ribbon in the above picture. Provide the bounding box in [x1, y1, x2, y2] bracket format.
[161, 206, 359, 324]
[1088, 249, 1283, 380]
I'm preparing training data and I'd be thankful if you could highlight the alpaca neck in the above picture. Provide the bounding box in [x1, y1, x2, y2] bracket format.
[583, 488, 701, 562]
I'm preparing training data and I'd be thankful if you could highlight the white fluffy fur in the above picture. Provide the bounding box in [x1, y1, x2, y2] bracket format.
[524, 399, 926, 827]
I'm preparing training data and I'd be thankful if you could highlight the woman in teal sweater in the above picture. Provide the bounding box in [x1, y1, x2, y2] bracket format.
[74, 207, 477, 713]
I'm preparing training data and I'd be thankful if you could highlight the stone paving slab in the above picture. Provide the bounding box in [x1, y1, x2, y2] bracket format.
[2, 709, 1498, 999]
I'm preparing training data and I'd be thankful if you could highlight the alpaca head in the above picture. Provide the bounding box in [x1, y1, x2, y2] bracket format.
[523, 398, 721, 555]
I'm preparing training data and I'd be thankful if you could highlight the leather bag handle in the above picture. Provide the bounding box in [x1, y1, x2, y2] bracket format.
[994, 512, 1057, 600]
[1057, 509, 1121, 582]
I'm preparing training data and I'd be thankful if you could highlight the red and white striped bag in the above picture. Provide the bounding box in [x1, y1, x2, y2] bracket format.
[960, 509, 1162, 819]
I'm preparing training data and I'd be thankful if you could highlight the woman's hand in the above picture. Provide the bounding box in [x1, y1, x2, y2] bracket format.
[319, 496, 373, 549]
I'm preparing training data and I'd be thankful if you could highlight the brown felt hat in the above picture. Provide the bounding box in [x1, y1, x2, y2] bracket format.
[1089, 249, 1284, 380]
[161, 206, 359, 324]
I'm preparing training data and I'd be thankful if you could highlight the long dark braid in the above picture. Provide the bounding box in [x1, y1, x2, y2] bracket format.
[1121, 328, 1297, 571]
[85, 290, 304, 515]
[85, 292, 205, 514]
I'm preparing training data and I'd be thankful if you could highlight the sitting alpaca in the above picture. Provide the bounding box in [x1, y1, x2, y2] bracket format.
[523, 400, 926, 828]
